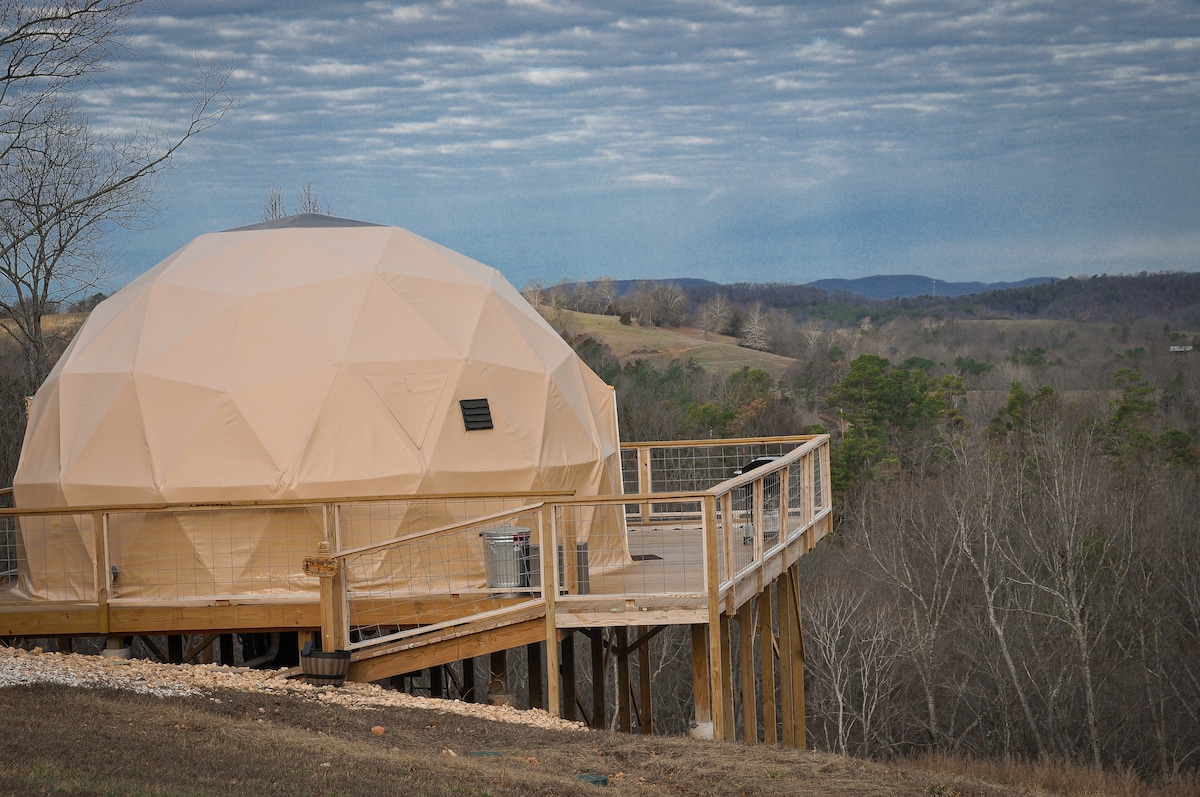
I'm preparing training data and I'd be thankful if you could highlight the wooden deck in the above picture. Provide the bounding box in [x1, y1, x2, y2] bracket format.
[0, 434, 832, 745]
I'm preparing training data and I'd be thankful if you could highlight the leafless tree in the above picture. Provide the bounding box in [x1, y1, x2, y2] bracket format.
[801, 318, 826, 351]
[1009, 416, 1125, 771]
[261, 186, 286, 221]
[521, 277, 546, 308]
[593, 275, 618, 315]
[945, 433, 1047, 758]
[0, 1, 233, 392]
[296, 181, 330, 215]
[697, 292, 732, 339]
[740, 302, 771, 351]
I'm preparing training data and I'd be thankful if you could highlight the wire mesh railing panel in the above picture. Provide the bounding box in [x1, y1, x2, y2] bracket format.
[343, 506, 544, 649]
[787, 460, 806, 542]
[337, 496, 535, 551]
[0, 515, 16, 589]
[106, 506, 323, 601]
[559, 500, 706, 598]
[814, 449, 826, 511]
[729, 481, 756, 576]
[645, 443, 795, 494]
[621, 439, 810, 526]
[620, 448, 640, 494]
[0, 513, 96, 603]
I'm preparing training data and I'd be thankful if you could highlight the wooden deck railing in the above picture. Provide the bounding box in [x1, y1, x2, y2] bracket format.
[0, 436, 831, 657]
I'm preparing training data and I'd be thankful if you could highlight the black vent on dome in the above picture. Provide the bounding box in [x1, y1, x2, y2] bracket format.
[459, 398, 493, 430]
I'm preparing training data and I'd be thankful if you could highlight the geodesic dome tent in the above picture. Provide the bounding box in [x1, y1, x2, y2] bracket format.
[12, 215, 625, 601]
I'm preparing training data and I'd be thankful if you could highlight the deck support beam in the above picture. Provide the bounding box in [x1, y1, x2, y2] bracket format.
[718, 613, 734, 740]
[787, 564, 806, 749]
[637, 625, 653, 734]
[778, 573, 795, 747]
[560, 632, 577, 722]
[526, 642, 544, 709]
[738, 598, 757, 744]
[591, 629, 606, 730]
[461, 657, 477, 702]
[617, 627, 631, 732]
[690, 623, 711, 736]
[759, 584, 778, 744]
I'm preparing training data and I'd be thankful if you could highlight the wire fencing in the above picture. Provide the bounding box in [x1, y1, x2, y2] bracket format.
[0, 435, 831, 648]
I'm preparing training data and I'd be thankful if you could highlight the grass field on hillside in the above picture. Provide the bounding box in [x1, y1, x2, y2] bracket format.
[547, 309, 798, 380]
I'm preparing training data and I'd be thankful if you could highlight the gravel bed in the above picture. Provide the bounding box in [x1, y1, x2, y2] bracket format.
[0, 645, 587, 732]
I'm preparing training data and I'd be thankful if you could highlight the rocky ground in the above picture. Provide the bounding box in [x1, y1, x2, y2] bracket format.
[0, 644, 586, 732]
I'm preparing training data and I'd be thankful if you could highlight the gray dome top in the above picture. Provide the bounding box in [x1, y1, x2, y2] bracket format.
[224, 213, 383, 232]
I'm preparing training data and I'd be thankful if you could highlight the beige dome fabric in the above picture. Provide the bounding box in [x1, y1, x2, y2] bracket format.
[12, 216, 625, 601]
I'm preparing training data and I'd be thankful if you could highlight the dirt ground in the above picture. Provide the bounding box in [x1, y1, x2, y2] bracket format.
[0, 680, 1034, 797]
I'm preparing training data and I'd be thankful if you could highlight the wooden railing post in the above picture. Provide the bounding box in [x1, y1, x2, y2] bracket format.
[702, 493, 728, 740]
[637, 445, 652, 524]
[540, 504, 561, 717]
[93, 511, 109, 635]
[306, 503, 348, 652]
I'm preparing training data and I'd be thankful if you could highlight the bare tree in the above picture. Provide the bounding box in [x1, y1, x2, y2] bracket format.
[0, 2, 232, 392]
[296, 181, 329, 215]
[697, 292, 732, 339]
[740, 302, 771, 351]
[521, 277, 546, 308]
[0, 1, 139, 164]
[1009, 417, 1128, 771]
[802, 318, 826, 350]
[0, 80, 231, 393]
[261, 186, 286, 221]
[945, 433, 1047, 758]
[593, 275, 618, 315]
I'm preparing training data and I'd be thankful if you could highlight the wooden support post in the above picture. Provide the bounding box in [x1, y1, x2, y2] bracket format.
[526, 642, 544, 709]
[561, 632, 577, 722]
[690, 623, 711, 736]
[429, 665, 444, 699]
[738, 599, 758, 744]
[702, 494, 728, 740]
[488, 650, 510, 705]
[461, 657, 477, 702]
[759, 585, 778, 745]
[167, 634, 184, 665]
[540, 504, 560, 716]
[617, 626, 631, 733]
[719, 613, 734, 741]
[591, 630, 606, 730]
[778, 574, 795, 747]
[310, 519, 348, 654]
[637, 625, 653, 735]
[219, 634, 235, 666]
[638, 446, 652, 524]
[788, 565, 806, 749]
[202, 638, 215, 664]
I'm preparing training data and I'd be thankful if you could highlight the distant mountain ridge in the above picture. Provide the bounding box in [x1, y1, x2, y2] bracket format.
[808, 274, 1056, 300]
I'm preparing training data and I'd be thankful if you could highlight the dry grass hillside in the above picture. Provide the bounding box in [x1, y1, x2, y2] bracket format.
[546, 308, 799, 380]
[4, 678, 1190, 797]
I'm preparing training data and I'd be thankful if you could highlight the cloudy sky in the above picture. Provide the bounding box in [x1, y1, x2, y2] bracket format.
[86, 0, 1200, 291]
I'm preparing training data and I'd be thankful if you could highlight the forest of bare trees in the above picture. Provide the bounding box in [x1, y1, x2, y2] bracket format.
[533, 275, 1199, 781]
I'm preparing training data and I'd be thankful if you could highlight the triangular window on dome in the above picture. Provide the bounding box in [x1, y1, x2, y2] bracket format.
[459, 398, 493, 430]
